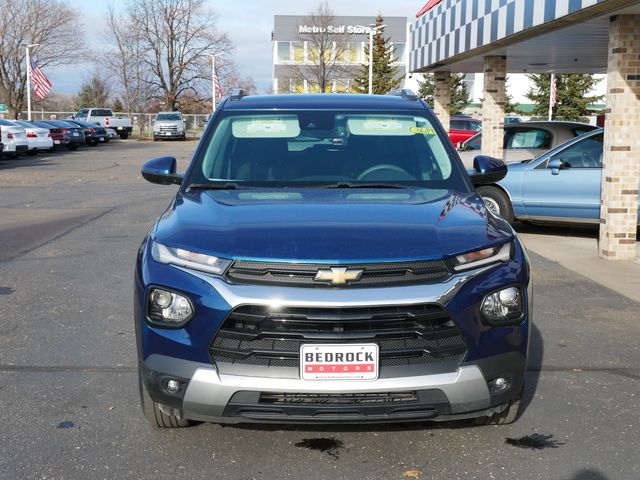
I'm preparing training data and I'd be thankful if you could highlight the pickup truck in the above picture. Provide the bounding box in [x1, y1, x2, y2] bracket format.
[73, 108, 133, 139]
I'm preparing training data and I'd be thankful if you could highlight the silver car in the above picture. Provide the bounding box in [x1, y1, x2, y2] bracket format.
[457, 121, 598, 168]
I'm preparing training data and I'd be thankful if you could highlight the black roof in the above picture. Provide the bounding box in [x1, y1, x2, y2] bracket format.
[221, 93, 428, 111]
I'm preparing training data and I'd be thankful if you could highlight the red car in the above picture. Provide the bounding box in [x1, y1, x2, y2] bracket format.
[448, 116, 481, 145]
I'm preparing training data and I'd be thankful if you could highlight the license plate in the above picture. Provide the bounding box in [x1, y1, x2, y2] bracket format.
[54, 140, 60, 144]
[98, 137, 104, 142]
[72, 132, 79, 136]
[164, 132, 171, 135]
[301, 344, 378, 380]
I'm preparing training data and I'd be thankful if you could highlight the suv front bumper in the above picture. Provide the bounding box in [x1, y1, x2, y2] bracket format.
[141, 349, 526, 424]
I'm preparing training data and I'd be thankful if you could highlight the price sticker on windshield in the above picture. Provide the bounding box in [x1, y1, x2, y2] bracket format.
[409, 127, 436, 135]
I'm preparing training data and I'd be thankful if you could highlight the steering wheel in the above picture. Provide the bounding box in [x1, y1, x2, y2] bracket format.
[357, 164, 415, 181]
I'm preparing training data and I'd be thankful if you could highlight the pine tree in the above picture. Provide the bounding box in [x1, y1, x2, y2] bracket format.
[525, 74, 602, 121]
[74, 75, 110, 110]
[416, 73, 469, 114]
[352, 15, 402, 94]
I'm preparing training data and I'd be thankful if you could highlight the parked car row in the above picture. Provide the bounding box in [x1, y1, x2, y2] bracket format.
[0, 118, 119, 159]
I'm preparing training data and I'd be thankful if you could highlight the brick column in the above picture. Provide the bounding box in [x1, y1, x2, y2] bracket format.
[433, 71, 451, 132]
[599, 15, 640, 260]
[481, 56, 506, 159]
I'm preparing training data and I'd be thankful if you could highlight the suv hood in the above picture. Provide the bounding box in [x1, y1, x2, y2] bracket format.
[152, 189, 513, 263]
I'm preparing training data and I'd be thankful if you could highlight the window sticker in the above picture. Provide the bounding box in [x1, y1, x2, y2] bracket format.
[362, 119, 402, 131]
[347, 116, 415, 136]
[409, 127, 436, 135]
[232, 115, 300, 138]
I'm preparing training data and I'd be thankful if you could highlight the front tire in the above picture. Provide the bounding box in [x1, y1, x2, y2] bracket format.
[138, 367, 192, 428]
[475, 397, 521, 425]
[67, 144, 79, 151]
[476, 186, 515, 224]
[119, 132, 129, 140]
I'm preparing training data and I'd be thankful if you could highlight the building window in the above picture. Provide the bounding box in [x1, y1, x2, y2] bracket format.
[347, 42, 364, 64]
[392, 42, 406, 64]
[277, 42, 291, 62]
[292, 42, 305, 63]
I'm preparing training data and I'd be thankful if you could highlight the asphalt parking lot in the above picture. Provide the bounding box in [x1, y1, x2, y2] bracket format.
[0, 140, 638, 480]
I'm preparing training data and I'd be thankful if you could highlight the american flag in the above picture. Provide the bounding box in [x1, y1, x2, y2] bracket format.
[550, 74, 557, 108]
[214, 71, 223, 99]
[30, 59, 52, 100]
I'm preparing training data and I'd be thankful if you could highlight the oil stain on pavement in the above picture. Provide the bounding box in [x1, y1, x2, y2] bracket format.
[295, 437, 344, 458]
[505, 433, 565, 449]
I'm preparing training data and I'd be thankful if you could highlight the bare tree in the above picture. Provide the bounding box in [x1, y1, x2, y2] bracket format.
[290, 1, 348, 93]
[104, 6, 156, 114]
[0, 0, 84, 118]
[124, 0, 233, 110]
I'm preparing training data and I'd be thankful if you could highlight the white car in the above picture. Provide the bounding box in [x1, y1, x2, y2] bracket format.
[0, 119, 29, 158]
[12, 120, 54, 154]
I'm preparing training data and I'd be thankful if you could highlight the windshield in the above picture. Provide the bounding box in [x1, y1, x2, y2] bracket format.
[189, 110, 468, 190]
[156, 113, 182, 121]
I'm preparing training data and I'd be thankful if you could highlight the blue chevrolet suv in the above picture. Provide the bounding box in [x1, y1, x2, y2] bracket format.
[135, 91, 531, 428]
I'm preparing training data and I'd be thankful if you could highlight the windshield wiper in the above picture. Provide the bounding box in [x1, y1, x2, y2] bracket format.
[187, 182, 251, 190]
[324, 182, 410, 189]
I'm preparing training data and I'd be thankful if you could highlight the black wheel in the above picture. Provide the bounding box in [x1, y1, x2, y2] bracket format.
[27, 149, 38, 156]
[89, 140, 98, 146]
[104, 138, 110, 143]
[474, 397, 521, 425]
[476, 186, 515, 224]
[119, 132, 129, 140]
[153, 136, 158, 142]
[181, 134, 186, 141]
[67, 143, 79, 151]
[138, 366, 192, 428]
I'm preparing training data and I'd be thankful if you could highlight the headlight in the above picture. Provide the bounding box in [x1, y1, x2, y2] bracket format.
[147, 287, 193, 326]
[481, 286, 523, 325]
[152, 242, 231, 275]
[453, 242, 512, 271]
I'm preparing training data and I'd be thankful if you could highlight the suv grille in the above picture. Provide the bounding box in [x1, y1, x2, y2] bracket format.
[259, 391, 418, 405]
[210, 304, 467, 376]
[225, 260, 451, 288]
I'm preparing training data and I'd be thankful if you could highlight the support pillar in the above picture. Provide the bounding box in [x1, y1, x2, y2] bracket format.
[433, 71, 451, 132]
[599, 15, 640, 260]
[481, 56, 506, 160]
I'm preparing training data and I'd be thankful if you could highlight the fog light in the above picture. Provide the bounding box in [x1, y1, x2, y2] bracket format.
[481, 287, 523, 324]
[164, 379, 181, 394]
[488, 377, 510, 394]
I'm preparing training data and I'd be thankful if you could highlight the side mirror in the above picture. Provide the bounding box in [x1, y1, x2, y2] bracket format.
[141, 156, 183, 185]
[548, 158, 562, 175]
[469, 155, 507, 186]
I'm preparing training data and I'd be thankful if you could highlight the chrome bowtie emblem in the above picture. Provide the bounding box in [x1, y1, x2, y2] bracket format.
[314, 267, 363, 285]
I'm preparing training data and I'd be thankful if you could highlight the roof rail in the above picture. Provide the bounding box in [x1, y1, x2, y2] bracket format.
[229, 88, 249, 100]
[386, 89, 419, 101]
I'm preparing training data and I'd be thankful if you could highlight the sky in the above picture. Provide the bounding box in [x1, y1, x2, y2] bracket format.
[55, 0, 604, 104]
[55, 0, 424, 96]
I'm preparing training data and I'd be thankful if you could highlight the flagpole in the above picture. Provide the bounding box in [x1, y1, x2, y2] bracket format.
[548, 73, 555, 121]
[210, 54, 216, 112]
[22, 43, 39, 121]
[25, 46, 32, 120]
